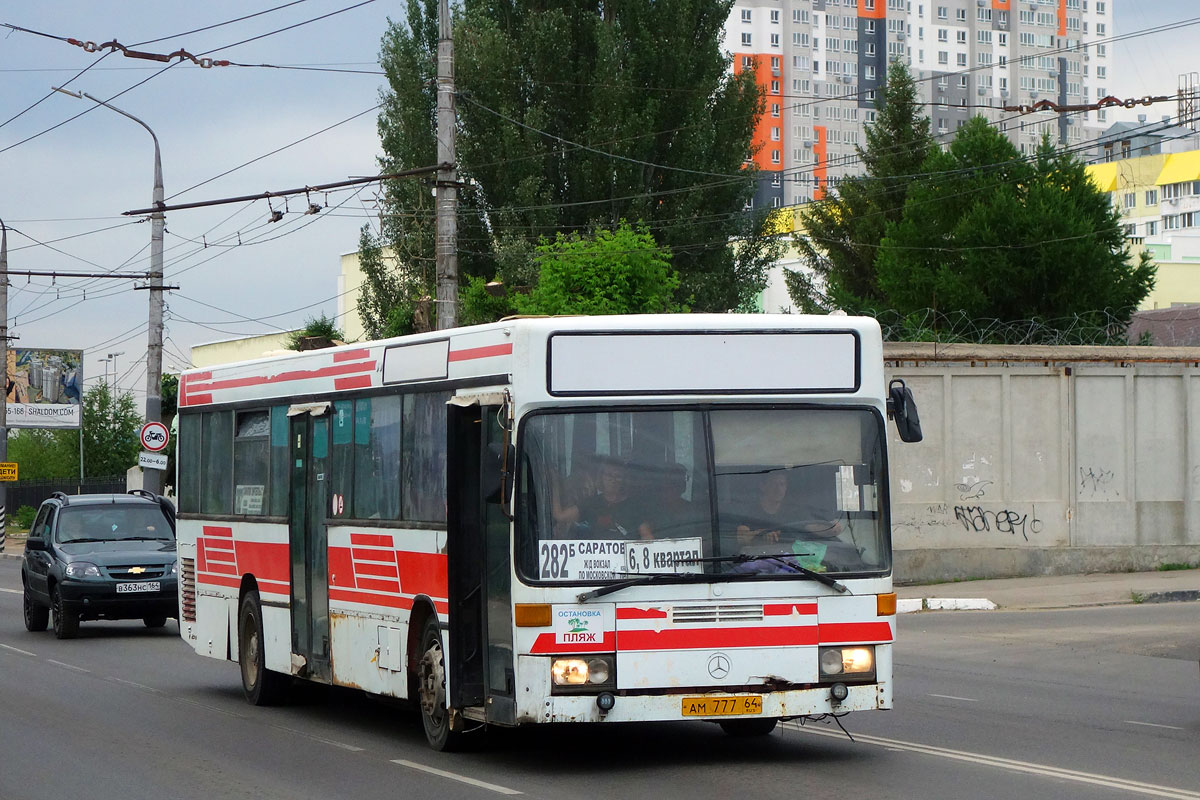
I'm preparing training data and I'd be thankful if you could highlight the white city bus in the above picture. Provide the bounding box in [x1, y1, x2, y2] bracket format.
[175, 314, 921, 750]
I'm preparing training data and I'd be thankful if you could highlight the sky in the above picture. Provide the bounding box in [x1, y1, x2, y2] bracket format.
[0, 0, 1196, 405]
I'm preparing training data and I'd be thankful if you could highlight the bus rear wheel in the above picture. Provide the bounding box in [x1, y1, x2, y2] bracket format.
[719, 718, 778, 737]
[416, 617, 466, 751]
[238, 590, 289, 706]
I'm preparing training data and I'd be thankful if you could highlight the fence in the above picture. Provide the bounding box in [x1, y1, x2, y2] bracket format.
[886, 343, 1200, 583]
[6, 476, 129, 520]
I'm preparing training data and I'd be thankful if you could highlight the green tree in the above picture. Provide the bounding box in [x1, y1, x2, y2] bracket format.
[788, 59, 935, 312]
[7, 428, 79, 480]
[874, 119, 1155, 338]
[366, 0, 780, 330]
[511, 222, 683, 316]
[285, 313, 347, 350]
[82, 383, 142, 477]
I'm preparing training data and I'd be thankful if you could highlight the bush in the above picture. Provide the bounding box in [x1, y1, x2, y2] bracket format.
[14, 505, 36, 531]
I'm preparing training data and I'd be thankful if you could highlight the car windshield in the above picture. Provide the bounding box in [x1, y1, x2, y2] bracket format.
[56, 505, 173, 543]
[516, 407, 889, 583]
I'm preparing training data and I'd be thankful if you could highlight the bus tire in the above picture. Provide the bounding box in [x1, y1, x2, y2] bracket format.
[238, 590, 289, 706]
[416, 616, 465, 751]
[719, 718, 778, 737]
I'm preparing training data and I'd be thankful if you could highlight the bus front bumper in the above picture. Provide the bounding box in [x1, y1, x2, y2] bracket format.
[519, 681, 891, 725]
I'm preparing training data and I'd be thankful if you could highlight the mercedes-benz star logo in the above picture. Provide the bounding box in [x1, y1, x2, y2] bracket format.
[707, 653, 731, 680]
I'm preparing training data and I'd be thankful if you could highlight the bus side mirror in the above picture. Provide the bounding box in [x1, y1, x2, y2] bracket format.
[887, 379, 923, 443]
[486, 442, 516, 509]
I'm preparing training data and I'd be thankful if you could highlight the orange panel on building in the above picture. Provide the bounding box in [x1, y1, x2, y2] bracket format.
[858, 0, 886, 19]
[734, 54, 785, 173]
[1057, 0, 1067, 35]
[813, 126, 828, 200]
[991, 0, 1011, 9]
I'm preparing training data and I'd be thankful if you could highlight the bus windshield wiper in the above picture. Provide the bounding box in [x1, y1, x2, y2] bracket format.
[577, 571, 717, 602]
[687, 554, 849, 594]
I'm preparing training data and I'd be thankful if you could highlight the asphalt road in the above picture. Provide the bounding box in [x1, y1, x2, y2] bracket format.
[1, 556, 1197, 800]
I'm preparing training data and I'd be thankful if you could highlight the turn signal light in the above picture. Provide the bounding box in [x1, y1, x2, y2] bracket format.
[876, 592, 896, 616]
[515, 603, 552, 627]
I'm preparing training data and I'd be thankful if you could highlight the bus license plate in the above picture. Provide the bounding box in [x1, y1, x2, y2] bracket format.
[116, 581, 161, 593]
[681, 695, 763, 717]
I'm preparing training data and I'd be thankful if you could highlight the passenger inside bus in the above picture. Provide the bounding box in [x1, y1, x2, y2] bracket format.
[637, 462, 708, 540]
[558, 458, 649, 540]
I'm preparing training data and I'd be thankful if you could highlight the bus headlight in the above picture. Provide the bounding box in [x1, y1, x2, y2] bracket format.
[818, 646, 875, 681]
[550, 656, 615, 692]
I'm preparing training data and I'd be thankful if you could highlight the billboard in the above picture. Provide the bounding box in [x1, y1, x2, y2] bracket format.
[6, 348, 83, 429]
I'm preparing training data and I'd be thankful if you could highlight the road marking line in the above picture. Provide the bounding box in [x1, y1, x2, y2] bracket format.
[0, 643, 36, 657]
[392, 760, 522, 795]
[174, 697, 246, 718]
[929, 694, 978, 702]
[46, 659, 90, 673]
[1125, 721, 1185, 731]
[108, 677, 164, 694]
[0, 587, 21, 594]
[784, 725, 1200, 800]
[264, 723, 364, 752]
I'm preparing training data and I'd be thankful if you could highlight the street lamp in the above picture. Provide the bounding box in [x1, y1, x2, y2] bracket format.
[54, 87, 166, 494]
[106, 351, 124, 394]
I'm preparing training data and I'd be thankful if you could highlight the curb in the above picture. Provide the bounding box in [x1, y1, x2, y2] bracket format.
[898, 597, 997, 613]
[1141, 590, 1200, 604]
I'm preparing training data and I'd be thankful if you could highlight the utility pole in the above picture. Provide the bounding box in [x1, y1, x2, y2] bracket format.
[54, 88, 166, 495]
[0, 218, 7, 552]
[435, 0, 458, 329]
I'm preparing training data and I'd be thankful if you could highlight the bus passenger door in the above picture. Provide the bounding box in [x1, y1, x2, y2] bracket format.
[447, 402, 515, 723]
[289, 411, 332, 683]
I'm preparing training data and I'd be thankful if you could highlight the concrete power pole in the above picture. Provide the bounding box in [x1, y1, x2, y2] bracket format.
[0, 219, 7, 552]
[435, 0, 458, 330]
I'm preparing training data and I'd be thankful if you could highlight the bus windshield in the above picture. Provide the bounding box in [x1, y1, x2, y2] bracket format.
[517, 407, 889, 583]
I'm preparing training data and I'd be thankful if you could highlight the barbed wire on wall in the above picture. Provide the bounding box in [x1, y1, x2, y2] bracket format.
[872, 308, 1193, 347]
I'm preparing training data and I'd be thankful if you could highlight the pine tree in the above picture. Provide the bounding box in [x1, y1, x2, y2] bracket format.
[788, 59, 935, 312]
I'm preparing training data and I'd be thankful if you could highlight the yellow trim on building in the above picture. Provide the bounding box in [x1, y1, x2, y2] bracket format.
[1086, 161, 1118, 193]
[1154, 151, 1200, 186]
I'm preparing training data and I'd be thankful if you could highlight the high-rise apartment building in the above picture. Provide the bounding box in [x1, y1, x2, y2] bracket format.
[724, 0, 1114, 210]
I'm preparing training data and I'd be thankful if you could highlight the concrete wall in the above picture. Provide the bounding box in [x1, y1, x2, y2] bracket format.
[885, 343, 1200, 583]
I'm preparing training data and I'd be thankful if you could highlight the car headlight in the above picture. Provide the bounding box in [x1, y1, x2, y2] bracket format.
[818, 646, 875, 681]
[65, 562, 102, 579]
[169, 560, 179, 575]
[551, 657, 615, 691]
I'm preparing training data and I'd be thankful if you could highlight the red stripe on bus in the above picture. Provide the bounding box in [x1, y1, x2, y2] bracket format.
[329, 547, 356, 589]
[184, 393, 213, 406]
[350, 533, 394, 547]
[235, 540, 290, 585]
[529, 631, 617, 654]
[617, 625, 818, 651]
[397, 551, 448, 598]
[335, 375, 373, 391]
[764, 603, 818, 616]
[329, 588, 449, 616]
[188, 361, 377, 393]
[198, 573, 242, 589]
[333, 349, 371, 363]
[447, 343, 513, 362]
[616, 607, 668, 620]
[355, 561, 400, 579]
[352, 548, 396, 564]
[817, 621, 893, 644]
[203, 526, 234, 538]
[355, 577, 401, 593]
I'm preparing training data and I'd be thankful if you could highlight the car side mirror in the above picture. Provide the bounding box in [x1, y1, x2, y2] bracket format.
[887, 379, 923, 443]
[25, 537, 48, 552]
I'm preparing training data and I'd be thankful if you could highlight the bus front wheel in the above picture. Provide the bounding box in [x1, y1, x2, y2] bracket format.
[238, 590, 289, 706]
[416, 616, 465, 751]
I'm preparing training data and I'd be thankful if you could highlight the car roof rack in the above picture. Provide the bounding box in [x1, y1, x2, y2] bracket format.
[127, 489, 158, 500]
[50, 491, 70, 506]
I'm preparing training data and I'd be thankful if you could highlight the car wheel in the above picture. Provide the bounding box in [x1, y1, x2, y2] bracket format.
[143, 615, 168, 629]
[718, 718, 778, 737]
[23, 584, 49, 632]
[238, 590, 289, 705]
[416, 616, 466, 751]
[51, 587, 79, 640]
